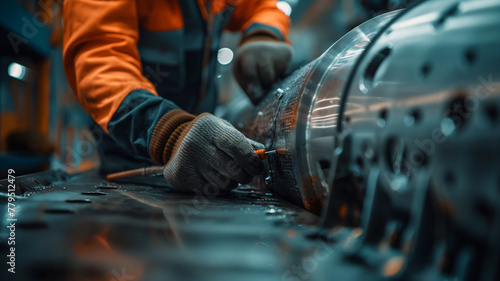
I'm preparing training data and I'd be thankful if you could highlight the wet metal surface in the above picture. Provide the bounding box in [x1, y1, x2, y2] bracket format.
[0, 170, 368, 281]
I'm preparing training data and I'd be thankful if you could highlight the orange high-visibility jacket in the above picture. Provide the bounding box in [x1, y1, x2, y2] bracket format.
[63, 0, 290, 132]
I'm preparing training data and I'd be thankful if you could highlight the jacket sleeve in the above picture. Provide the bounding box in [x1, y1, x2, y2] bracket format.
[226, 0, 291, 42]
[63, 0, 179, 159]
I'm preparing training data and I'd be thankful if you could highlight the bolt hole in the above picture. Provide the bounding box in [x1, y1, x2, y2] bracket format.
[446, 95, 470, 131]
[17, 221, 48, 229]
[44, 208, 75, 214]
[66, 199, 92, 204]
[378, 109, 388, 128]
[474, 200, 495, 222]
[319, 160, 331, 170]
[405, 109, 421, 126]
[380, 109, 388, 120]
[464, 49, 477, 68]
[419, 63, 432, 79]
[444, 171, 455, 187]
[81, 191, 107, 196]
[484, 104, 498, 125]
[411, 109, 421, 122]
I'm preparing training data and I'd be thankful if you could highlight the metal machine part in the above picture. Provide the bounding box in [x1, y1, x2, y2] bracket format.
[233, 0, 500, 280]
[235, 11, 397, 214]
[235, 11, 398, 214]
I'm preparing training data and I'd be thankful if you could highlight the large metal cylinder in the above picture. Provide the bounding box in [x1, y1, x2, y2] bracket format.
[232, 1, 500, 279]
[233, 11, 398, 214]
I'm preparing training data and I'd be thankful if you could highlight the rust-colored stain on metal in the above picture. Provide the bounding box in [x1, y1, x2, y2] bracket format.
[301, 176, 324, 215]
[290, 102, 299, 126]
[276, 148, 288, 155]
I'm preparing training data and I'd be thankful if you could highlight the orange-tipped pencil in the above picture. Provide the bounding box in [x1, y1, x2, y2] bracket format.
[106, 165, 164, 181]
[254, 149, 277, 159]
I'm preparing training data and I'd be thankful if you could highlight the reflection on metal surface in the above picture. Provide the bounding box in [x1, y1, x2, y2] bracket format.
[0, 171, 320, 281]
[234, 11, 398, 215]
[232, 0, 500, 280]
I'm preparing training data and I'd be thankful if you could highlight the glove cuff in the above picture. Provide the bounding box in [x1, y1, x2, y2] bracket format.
[149, 109, 194, 164]
[149, 110, 212, 164]
[240, 30, 283, 45]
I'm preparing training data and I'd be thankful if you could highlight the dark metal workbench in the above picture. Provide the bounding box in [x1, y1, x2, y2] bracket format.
[0, 170, 374, 281]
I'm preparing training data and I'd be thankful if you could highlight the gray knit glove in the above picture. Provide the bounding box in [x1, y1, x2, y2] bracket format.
[163, 115, 264, 195]
[234, 40, 293, 104]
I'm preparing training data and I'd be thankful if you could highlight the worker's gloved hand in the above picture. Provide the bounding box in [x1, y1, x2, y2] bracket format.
[233, 39, 292, 105]
[159, 114, 264, 195]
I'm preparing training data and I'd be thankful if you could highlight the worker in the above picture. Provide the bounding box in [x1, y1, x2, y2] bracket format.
[62, 0, 292, 195]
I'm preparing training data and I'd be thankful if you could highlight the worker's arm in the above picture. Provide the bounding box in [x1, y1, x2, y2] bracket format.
[63, 0, 178, 159]
[63, 0, 263, 193]
[227, 0, 293, 104]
